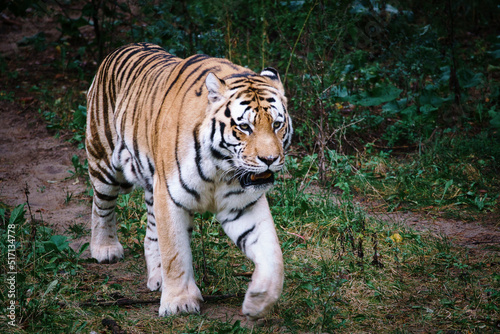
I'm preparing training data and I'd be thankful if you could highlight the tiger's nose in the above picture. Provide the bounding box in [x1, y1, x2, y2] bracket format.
[258, 156, 279, 166]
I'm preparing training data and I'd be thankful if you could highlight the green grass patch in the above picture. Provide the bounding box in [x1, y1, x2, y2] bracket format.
[351, 133, 500, 216]
[2, 168, 498, 332]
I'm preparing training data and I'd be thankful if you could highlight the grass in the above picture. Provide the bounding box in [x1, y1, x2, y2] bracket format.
[1, 160, 498, 333]
[344, 133, 500, 219]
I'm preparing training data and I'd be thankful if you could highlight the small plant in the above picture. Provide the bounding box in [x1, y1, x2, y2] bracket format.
[0, 204, 89, 332]
[69, 155, 88, 178]
[64, 190, 73, 205]
[0, 90, 15, 102]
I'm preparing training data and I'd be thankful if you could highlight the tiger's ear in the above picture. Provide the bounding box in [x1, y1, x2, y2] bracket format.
[206, 72, 227, 104]
[260, 67, 284, 94]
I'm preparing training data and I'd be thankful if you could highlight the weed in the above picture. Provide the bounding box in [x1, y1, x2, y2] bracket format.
[0, 204, 89, 333]
[64, 190, 73, 205]
[348, 133, 500, 215]
[69, 155, 88, 178]
[66, 223, 88, 239]
[0, 91, 15, 102]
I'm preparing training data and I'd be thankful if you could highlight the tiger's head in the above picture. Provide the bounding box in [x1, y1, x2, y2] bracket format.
[205, 68, 293, 188]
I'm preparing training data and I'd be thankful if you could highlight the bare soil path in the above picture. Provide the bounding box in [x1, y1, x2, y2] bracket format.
[0, 100, 90, 242]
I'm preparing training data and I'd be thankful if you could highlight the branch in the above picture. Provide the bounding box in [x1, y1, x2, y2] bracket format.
[60, 294, 245, 308]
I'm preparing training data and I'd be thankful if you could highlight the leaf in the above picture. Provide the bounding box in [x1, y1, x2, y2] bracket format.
[41, 280, 59, 300]
[9, 204, 26, 225]
[419, 88, 453, 108]
[488, 108, 500, 129]
[489, 49, 500, 59]
[45, 235, 70, 252]
[457, 68, 484, 88]
[78, 242, 90, 257]
[350, 84, 402, 107]
[72, 105, 87, 129]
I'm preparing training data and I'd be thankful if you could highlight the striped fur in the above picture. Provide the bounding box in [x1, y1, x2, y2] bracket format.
[86, 43, 292, 319]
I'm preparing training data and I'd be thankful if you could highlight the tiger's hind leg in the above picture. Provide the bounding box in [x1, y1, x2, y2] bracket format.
[144, 189, 163, 291]
[89, 165, 125, 264]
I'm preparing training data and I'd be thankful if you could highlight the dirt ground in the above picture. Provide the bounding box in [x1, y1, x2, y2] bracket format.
[0, 99, 90, 238]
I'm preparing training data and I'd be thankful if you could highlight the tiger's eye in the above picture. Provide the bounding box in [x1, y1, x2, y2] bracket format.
[239, 123, 250, 131]
[273, 121, 282, 130]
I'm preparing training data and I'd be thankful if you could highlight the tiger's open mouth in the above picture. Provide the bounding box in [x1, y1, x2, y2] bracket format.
[239, 171, 275, 188]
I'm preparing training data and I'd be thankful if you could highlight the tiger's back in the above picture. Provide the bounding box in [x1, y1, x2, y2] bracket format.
[86, 43, 292, 319]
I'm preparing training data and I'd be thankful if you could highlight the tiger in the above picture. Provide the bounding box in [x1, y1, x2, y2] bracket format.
[85, 42, 293, 319]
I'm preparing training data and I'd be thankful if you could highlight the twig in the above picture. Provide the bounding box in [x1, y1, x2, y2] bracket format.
[24, 183, 34, 222]
[283, 0, 317, 86]
[63, 294, 245, 308]
[285, 231, 308, 242]
[233, 272, 252, 277]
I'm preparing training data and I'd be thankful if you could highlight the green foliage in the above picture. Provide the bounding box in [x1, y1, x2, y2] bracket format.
[116, 190, 147, 256]
[69, 154, 88, 178]
[351, 133, 500, 213]
[0, 204, 89, 332]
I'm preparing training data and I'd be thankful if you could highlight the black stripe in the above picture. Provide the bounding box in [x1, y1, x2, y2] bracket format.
[120, 182, 134, 189]
[94, 189, 118, 202]
[166, 182, 191, 213]
[191, 67, 222, 96]
[161, 54, 209, 103]
[223, 189, 244, 198]
[180, 176, 200, 200]
[148, 158, 155, 176]
[210, 118, 217, 141]
[230, 84, 247, 90]
[145, 197, 154, 207]
[210, 147, 231, 161]
[193, 125, 214, 182]
[218, 122, 232, 148]
[96, 209, 114, 218]
[175, 124, 201, 200]
[145, 180, 153, 193]
[236, 225, 255, 252]
[89, 165, 118, 186]
[180, 64, 221, 97]
[94, 201, 116, 211]
[221, 197, 260, 225]
[223, 72, 254, 80]
[237, 106, 252, 121]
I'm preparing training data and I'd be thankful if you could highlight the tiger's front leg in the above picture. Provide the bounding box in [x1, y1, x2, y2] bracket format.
[152, 177, 203, 316]
[219, 196, 284, 319]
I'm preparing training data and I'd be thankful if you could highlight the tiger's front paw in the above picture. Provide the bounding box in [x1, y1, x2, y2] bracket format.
[91, 242, 124, 264]
[147, 270, 162, 291]
[158, 290, 203, 316]
[241, 273, 283, 320]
